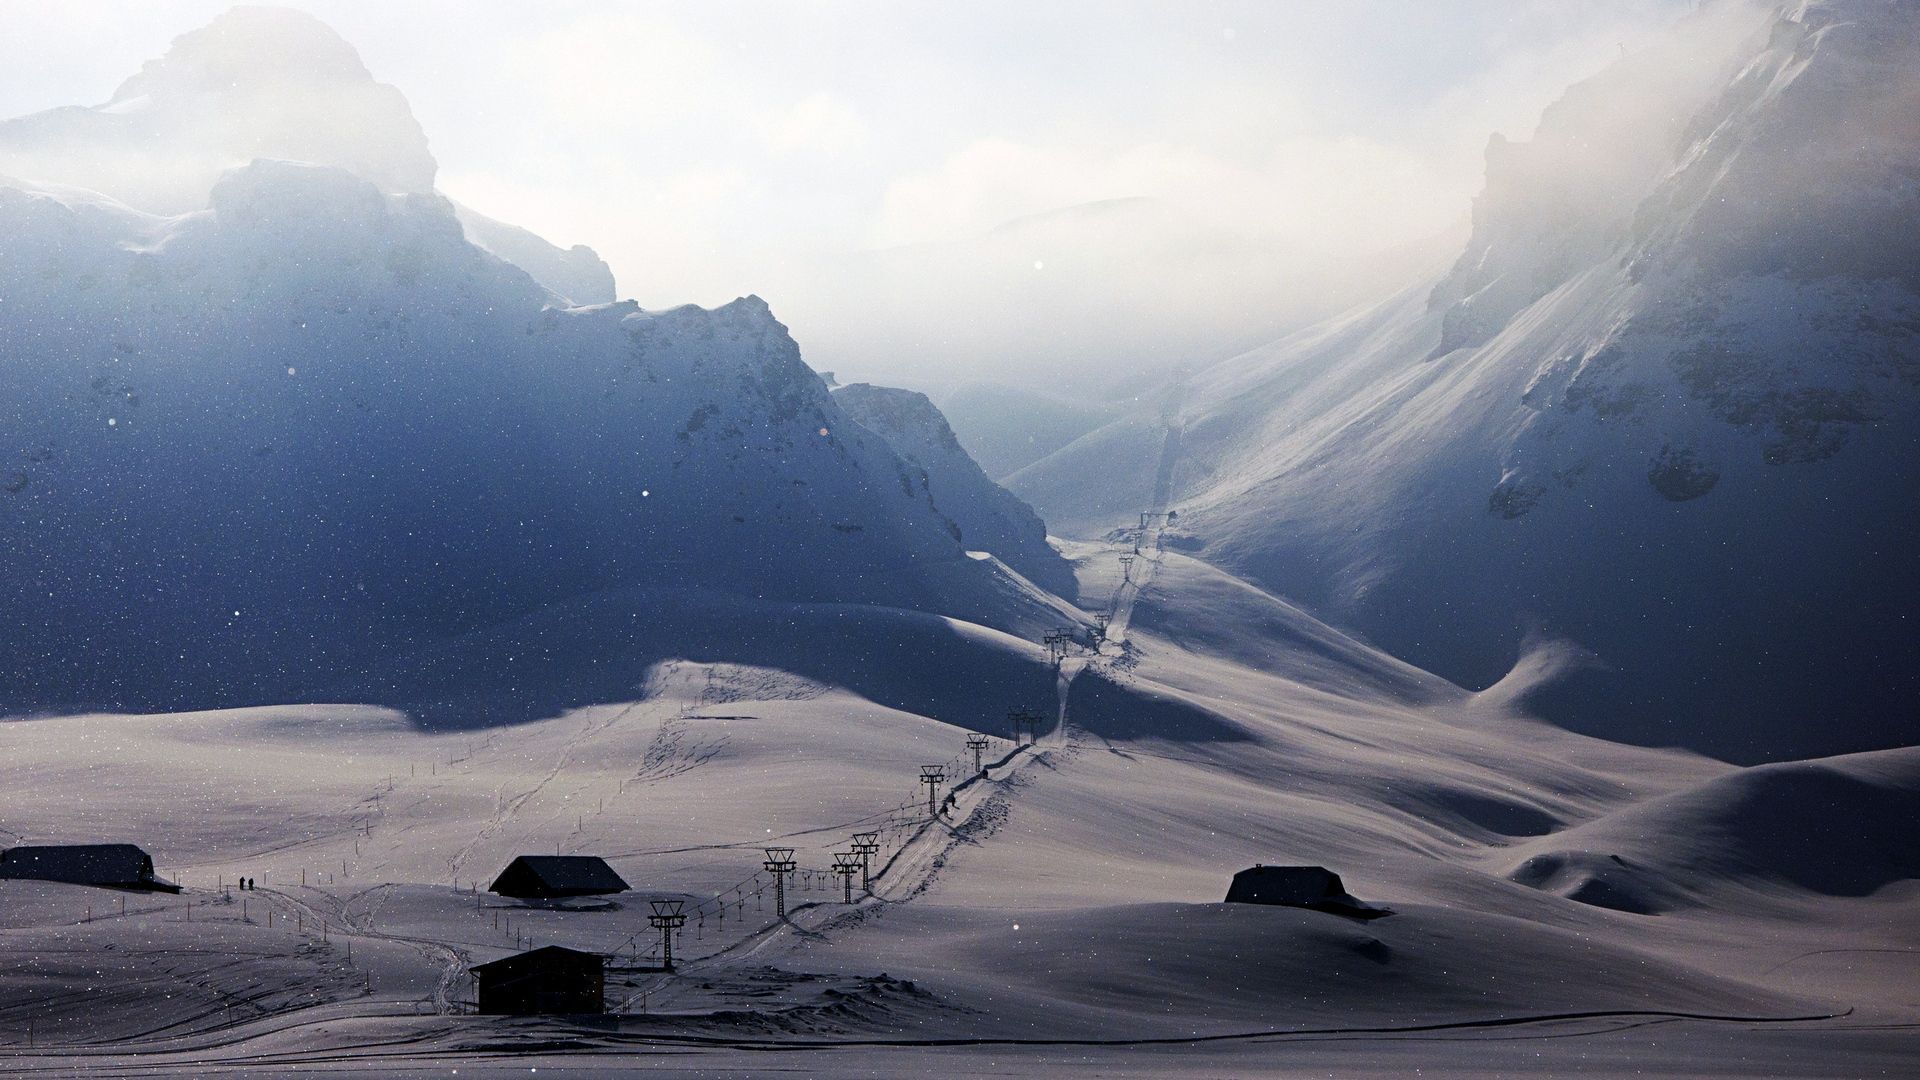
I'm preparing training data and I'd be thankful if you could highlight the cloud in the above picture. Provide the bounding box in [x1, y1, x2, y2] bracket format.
[763, 93, 870, 157]
[1, 0, 1704, 392]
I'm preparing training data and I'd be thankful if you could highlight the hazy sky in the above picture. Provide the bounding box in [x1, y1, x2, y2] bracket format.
[1, 1, 1694, 388]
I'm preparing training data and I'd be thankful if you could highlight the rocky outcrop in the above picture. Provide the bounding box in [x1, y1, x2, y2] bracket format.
[834, 383, 1072, 595]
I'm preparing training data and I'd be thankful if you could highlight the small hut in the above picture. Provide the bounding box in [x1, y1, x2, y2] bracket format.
[0, 845, 181, 892]
[488, 855, 628, 900]
[471, 946, 605, 1015]
[1224, 864, 1389, 919]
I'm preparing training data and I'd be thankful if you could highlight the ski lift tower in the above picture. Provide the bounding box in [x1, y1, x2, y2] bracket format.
[647, 899, 687, 970]
[762, 847, 796, 918]
[832, 853, 861, 904]
[919, 765, 947, 818]
[850, 831, 880, 892]
[966, 732, 990, 775]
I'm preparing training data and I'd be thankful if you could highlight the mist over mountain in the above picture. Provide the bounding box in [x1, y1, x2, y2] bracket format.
[0, 5, 615, 305]
[1011, 0, 1920, 763]
[786, 195, 1458, 399]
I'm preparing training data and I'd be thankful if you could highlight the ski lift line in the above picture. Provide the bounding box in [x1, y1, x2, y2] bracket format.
[497, 735, 1034, 980]
[658, 739, 1033, 944]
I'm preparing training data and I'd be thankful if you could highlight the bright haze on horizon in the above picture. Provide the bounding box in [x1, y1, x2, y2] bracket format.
[1, 1, 1692, 392]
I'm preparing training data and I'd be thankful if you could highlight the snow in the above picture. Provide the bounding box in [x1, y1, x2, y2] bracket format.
[1, 540, 1914, 1073]
[0, 162, 1061, 717]
[0, 4, 615, 306]
[1010, 0, 1920, 764]
[833, 382, 1072, 594]
[1, 3, 1915, 1075]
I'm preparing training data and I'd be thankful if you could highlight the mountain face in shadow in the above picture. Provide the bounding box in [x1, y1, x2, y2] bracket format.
[0, 8, 1079, 716]
[0, 161, 1019, 713]
[833, 383, 1072, 595]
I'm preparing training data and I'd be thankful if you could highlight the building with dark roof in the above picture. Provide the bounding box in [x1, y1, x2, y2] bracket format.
[0, 844, 181, 892]
[471, 946, 605, 1015]
[1224, 864, 1389, 919]
[488, 855, 628, 900]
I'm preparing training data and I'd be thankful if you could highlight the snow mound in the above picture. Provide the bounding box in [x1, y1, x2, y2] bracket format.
[1505, 747, 1920, 909]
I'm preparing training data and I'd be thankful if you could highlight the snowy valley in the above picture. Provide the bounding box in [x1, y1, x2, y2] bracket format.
[0, 3, 1916, 1077]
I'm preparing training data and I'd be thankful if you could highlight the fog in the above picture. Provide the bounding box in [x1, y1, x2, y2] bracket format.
[0, 0, 1696, 395]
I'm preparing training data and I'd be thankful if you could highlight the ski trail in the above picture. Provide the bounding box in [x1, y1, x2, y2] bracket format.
[442, 699, 648, 885]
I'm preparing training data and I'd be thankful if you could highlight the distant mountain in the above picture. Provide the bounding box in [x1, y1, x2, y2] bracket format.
[453, 204, 616, 306]
[0, 162, 1027, 713]
[938, 383, 1119, 481]
[833, 384, 1071, 594]
[1011, 0, 1920, 763]
[0, 4, 614, 305]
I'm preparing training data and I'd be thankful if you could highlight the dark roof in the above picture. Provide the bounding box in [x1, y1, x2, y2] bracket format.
[0, 844, 180, 891]
[1225, 864, 1390, 918]
[488, 855, 628, 897]
[471, 945, 604, 979]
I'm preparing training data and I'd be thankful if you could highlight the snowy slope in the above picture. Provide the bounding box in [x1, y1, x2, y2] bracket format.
[1011, 0, 1920, 763]
[832, 383, 1072, 594]
[2, 536, 1912, 1073]
[0, 162, 1031, 715]
[0, 5, 615, 306]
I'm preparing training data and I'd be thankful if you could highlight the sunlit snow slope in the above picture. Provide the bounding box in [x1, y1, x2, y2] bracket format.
[1012, 0, 1920, 763]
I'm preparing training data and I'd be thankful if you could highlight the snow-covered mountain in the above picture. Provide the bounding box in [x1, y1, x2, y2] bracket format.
[831, 383, 1070, 594]
[939, 382, 1121, 481]
[1011, 0, 1920, 763]
[0, 160, 1051, 713]
[0, 5, 615, 305]
[0, 7, 1083, 715]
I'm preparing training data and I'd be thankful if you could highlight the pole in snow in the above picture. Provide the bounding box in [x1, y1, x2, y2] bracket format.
[647, 900, 686, 971]
[850, 832, 880, 893]
[966, 733, 989, 775]
[920, 765, 947, 818]
[762, 848, 796, 919]
[1009, 706, 1043, 745]
[832, 853, 861, 904]
[1044, 629, 1072, 666]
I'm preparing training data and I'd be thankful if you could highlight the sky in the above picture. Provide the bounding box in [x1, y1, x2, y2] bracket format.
[0, 0, 1695, 391]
